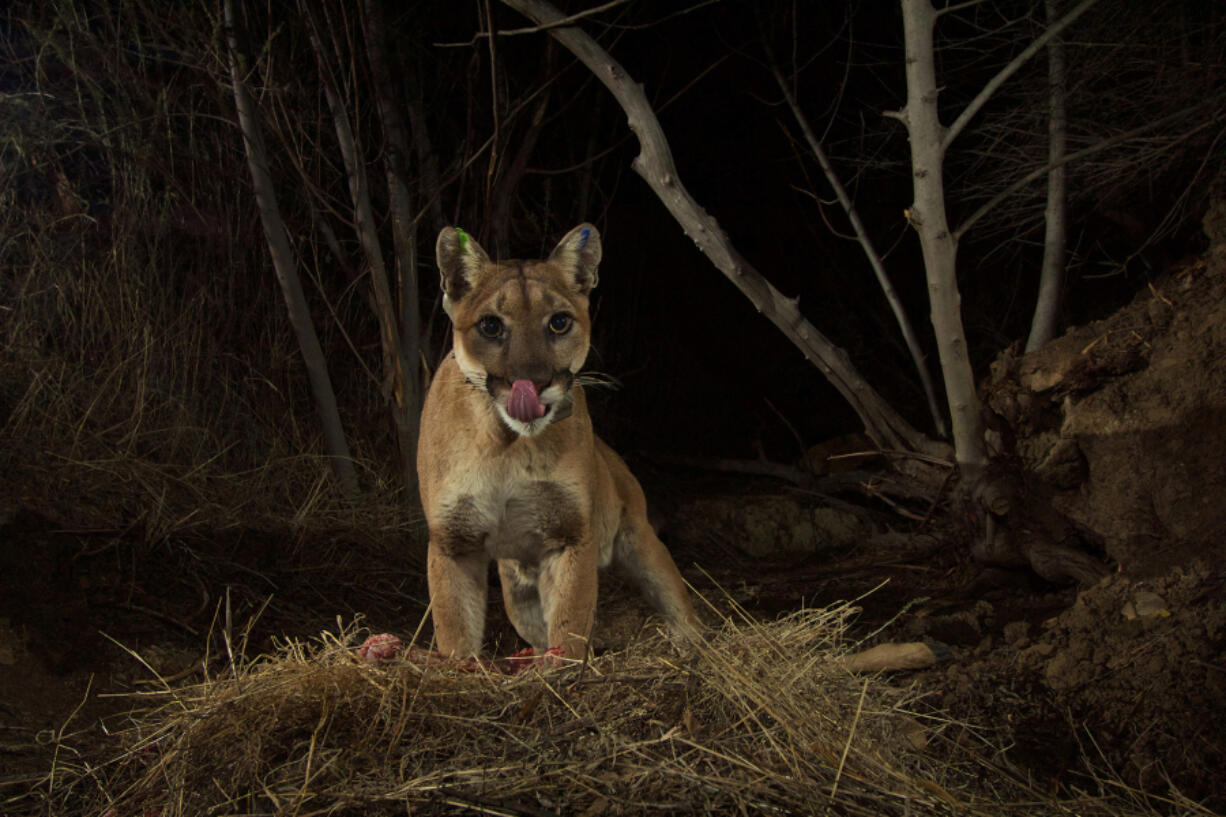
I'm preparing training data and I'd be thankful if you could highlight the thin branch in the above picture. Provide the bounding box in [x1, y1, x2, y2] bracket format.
[770, 63, 947, 438]
[607, 0, 721, 31]
[530, 52, 729, 174]
[941, 0, 1100, 152]
[435, 0, 633, 46]
[935, 0, 995, 18]
[484, 0, 502, 216]
[955, 101, 1223, 240]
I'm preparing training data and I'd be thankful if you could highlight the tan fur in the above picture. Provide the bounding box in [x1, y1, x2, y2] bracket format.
[418, 224, 700, 661]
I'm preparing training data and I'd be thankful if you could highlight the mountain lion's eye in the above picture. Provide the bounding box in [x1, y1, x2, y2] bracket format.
[548, 313, 573, 335]
[477, 316, 503, 339]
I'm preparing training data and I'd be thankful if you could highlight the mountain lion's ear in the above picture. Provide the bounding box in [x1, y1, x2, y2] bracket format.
[436, 227, 491, 316]
[548, 223, 601, 296]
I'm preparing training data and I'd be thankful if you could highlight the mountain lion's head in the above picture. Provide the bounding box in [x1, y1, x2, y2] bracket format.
[436, 224, 602, 437]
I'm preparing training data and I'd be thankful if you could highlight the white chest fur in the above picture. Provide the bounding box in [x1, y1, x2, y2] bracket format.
[436, 453, 588, 566]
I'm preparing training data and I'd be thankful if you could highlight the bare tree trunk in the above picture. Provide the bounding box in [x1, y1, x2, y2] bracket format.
[770, 66, 948, 439]
[304, 8, 419, 494]
[891, 0, 1116, 581]
[891, 0, 987, 482]
[502, 0, 940, 458]
[1026, 0, 1068, 353]
[887, 0, 1098, 474]
[363, 0, 424, 497]
[223, 0, 359, 499]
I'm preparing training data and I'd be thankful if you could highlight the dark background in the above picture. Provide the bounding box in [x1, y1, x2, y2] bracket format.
[3, 0, 1221, 478]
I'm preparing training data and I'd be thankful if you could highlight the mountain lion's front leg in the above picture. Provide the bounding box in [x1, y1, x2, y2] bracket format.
[499, 560, 548, 650]
[538, 538, 599, 662]
[427, 538, 488, 659]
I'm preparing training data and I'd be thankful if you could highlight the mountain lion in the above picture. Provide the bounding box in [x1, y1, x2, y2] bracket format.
[417, 223, 700, 666]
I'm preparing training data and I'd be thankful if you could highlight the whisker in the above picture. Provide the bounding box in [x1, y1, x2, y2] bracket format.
[577, 371, 622, 391]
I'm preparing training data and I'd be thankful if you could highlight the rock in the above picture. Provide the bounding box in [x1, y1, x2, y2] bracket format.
[1002, 620, 1031, 647]
[1122, 591, 1169, 620]
[1018, 357, 1075, 393]
[672, 495, 865, 558]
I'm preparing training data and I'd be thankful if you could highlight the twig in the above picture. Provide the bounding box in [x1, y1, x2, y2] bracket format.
[827, 678, 868, 807]
[436, 0, 633, 46]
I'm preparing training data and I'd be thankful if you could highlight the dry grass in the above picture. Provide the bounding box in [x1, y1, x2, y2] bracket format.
[12, 606, 1212, 817]
[0, 1, 417, 543]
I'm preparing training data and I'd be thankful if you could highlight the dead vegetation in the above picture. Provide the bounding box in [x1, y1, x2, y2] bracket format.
[0, 0, 416, 542]
[7, 605, 1214, 817]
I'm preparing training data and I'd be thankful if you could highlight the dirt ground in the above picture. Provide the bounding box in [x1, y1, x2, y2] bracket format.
[3, 255, 1225, 813]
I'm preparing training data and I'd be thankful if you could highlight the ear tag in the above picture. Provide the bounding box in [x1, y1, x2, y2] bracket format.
[577, 226, 590, 250]
[456, 228, 469, 253]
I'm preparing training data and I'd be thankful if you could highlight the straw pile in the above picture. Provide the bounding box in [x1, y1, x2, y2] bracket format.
[28, 603, 1206, 817]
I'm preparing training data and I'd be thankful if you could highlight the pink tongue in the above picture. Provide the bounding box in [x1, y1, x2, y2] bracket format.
[508, 379, 546, 422]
